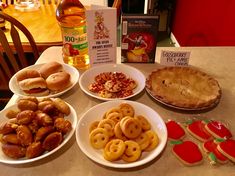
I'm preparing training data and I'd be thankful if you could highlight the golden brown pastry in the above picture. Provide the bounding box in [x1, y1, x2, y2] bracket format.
[16, 125, 33, 146]
[54, 118, 72, 134]
[38, 100, 54, 111]
[26, 142, 45, 159]
[34, 126, 54, 142]
[5, 110, 19, 119]
[42, 132, 63, 151]
[0, 122, 18, 135]
[146, 67, 221, 109]
[17, 99, 38, 111]
[1, 134, 20, 145]
[35, 112, 53, 126]
[2, 143, 26, 159]
[53, 98, 70, 116]
[16, 110, 35, 125]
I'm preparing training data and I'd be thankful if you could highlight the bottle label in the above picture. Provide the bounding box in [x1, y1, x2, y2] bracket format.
[61, 25, 88, 56]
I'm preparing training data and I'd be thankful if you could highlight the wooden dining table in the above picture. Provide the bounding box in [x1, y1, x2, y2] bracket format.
[2, 46, 235, 176]
[2, 1, 62, 53]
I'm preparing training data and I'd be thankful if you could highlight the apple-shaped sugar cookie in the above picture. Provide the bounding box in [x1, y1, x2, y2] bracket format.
[172, 140, 203, 166]
[217, 139, 235, 163]
[166, 120, 185, 141]
[187, 120, 212, 142]
[205, 120, 232, 139]
[202, 139, 228, 164]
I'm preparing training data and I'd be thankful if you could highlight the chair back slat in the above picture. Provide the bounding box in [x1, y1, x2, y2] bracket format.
[41, 0, 59, 5]
[0, 54, 11, 88]
[0, 28, 20, 73]
[1, 0, 14, 5]
[0, 52, 12, 79]
[10, 24, 28, 68]
[0, 65, 9, 89]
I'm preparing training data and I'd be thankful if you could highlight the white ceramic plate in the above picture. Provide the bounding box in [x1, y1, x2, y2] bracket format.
[76, 100, 167, 168]
[79, 64, 146, 101]
[9, 63, 79, 98]
[0, 102, 77, 164]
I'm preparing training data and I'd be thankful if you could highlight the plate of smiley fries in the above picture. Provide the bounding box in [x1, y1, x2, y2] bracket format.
[76, 100, 167, 168]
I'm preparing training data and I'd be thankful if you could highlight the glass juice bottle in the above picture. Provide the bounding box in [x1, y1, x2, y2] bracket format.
[56, 0, 89, 69]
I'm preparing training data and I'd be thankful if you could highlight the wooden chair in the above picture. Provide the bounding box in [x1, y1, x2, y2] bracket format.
[0, 12, 39, 107]
[41, 0, 60, 5]
[0, 0, 14, 5]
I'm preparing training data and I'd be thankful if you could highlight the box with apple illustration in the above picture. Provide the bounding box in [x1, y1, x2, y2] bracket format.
[121, 14, 159, 63]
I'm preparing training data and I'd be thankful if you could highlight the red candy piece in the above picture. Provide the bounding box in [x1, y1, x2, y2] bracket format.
[203, 140, 228, 164]
[172, 140, 203, 166]
[166, 120, 185, 140]
[217, 139, 235, 162]
[205, 120, 232, 139]
[187, 120, 212, 142]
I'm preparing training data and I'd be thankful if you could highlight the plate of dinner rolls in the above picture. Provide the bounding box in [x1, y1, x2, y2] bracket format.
[9, 61, 79, 98]
[76, 100, 167, 168]
[0, 96, 77, 164]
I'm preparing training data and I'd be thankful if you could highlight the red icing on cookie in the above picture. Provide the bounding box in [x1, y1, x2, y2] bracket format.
[203, 140, 228, 163]
[187, 120, 212, 142]
[166, 120, 185, 140]
[205, 121, 232, 139]
[217, 139, 235, 162]
[172, 140, 203, 166]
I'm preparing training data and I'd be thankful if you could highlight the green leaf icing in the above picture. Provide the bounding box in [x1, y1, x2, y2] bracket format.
[170, 140, 183, 145]
[208, 152, 217, 165]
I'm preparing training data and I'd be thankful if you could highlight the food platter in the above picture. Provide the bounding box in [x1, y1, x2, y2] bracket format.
[76, 100, 167, 168]
[9, 63, 79, 98]
[79, 64, 146, 101]
[0, 101, 77, 164]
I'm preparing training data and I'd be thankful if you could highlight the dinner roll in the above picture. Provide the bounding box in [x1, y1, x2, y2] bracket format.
[39, 62, 63, 79]
[46, 71, 71, 92]
[16, 69, 41, 82]
[18, 77, 49, 96]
